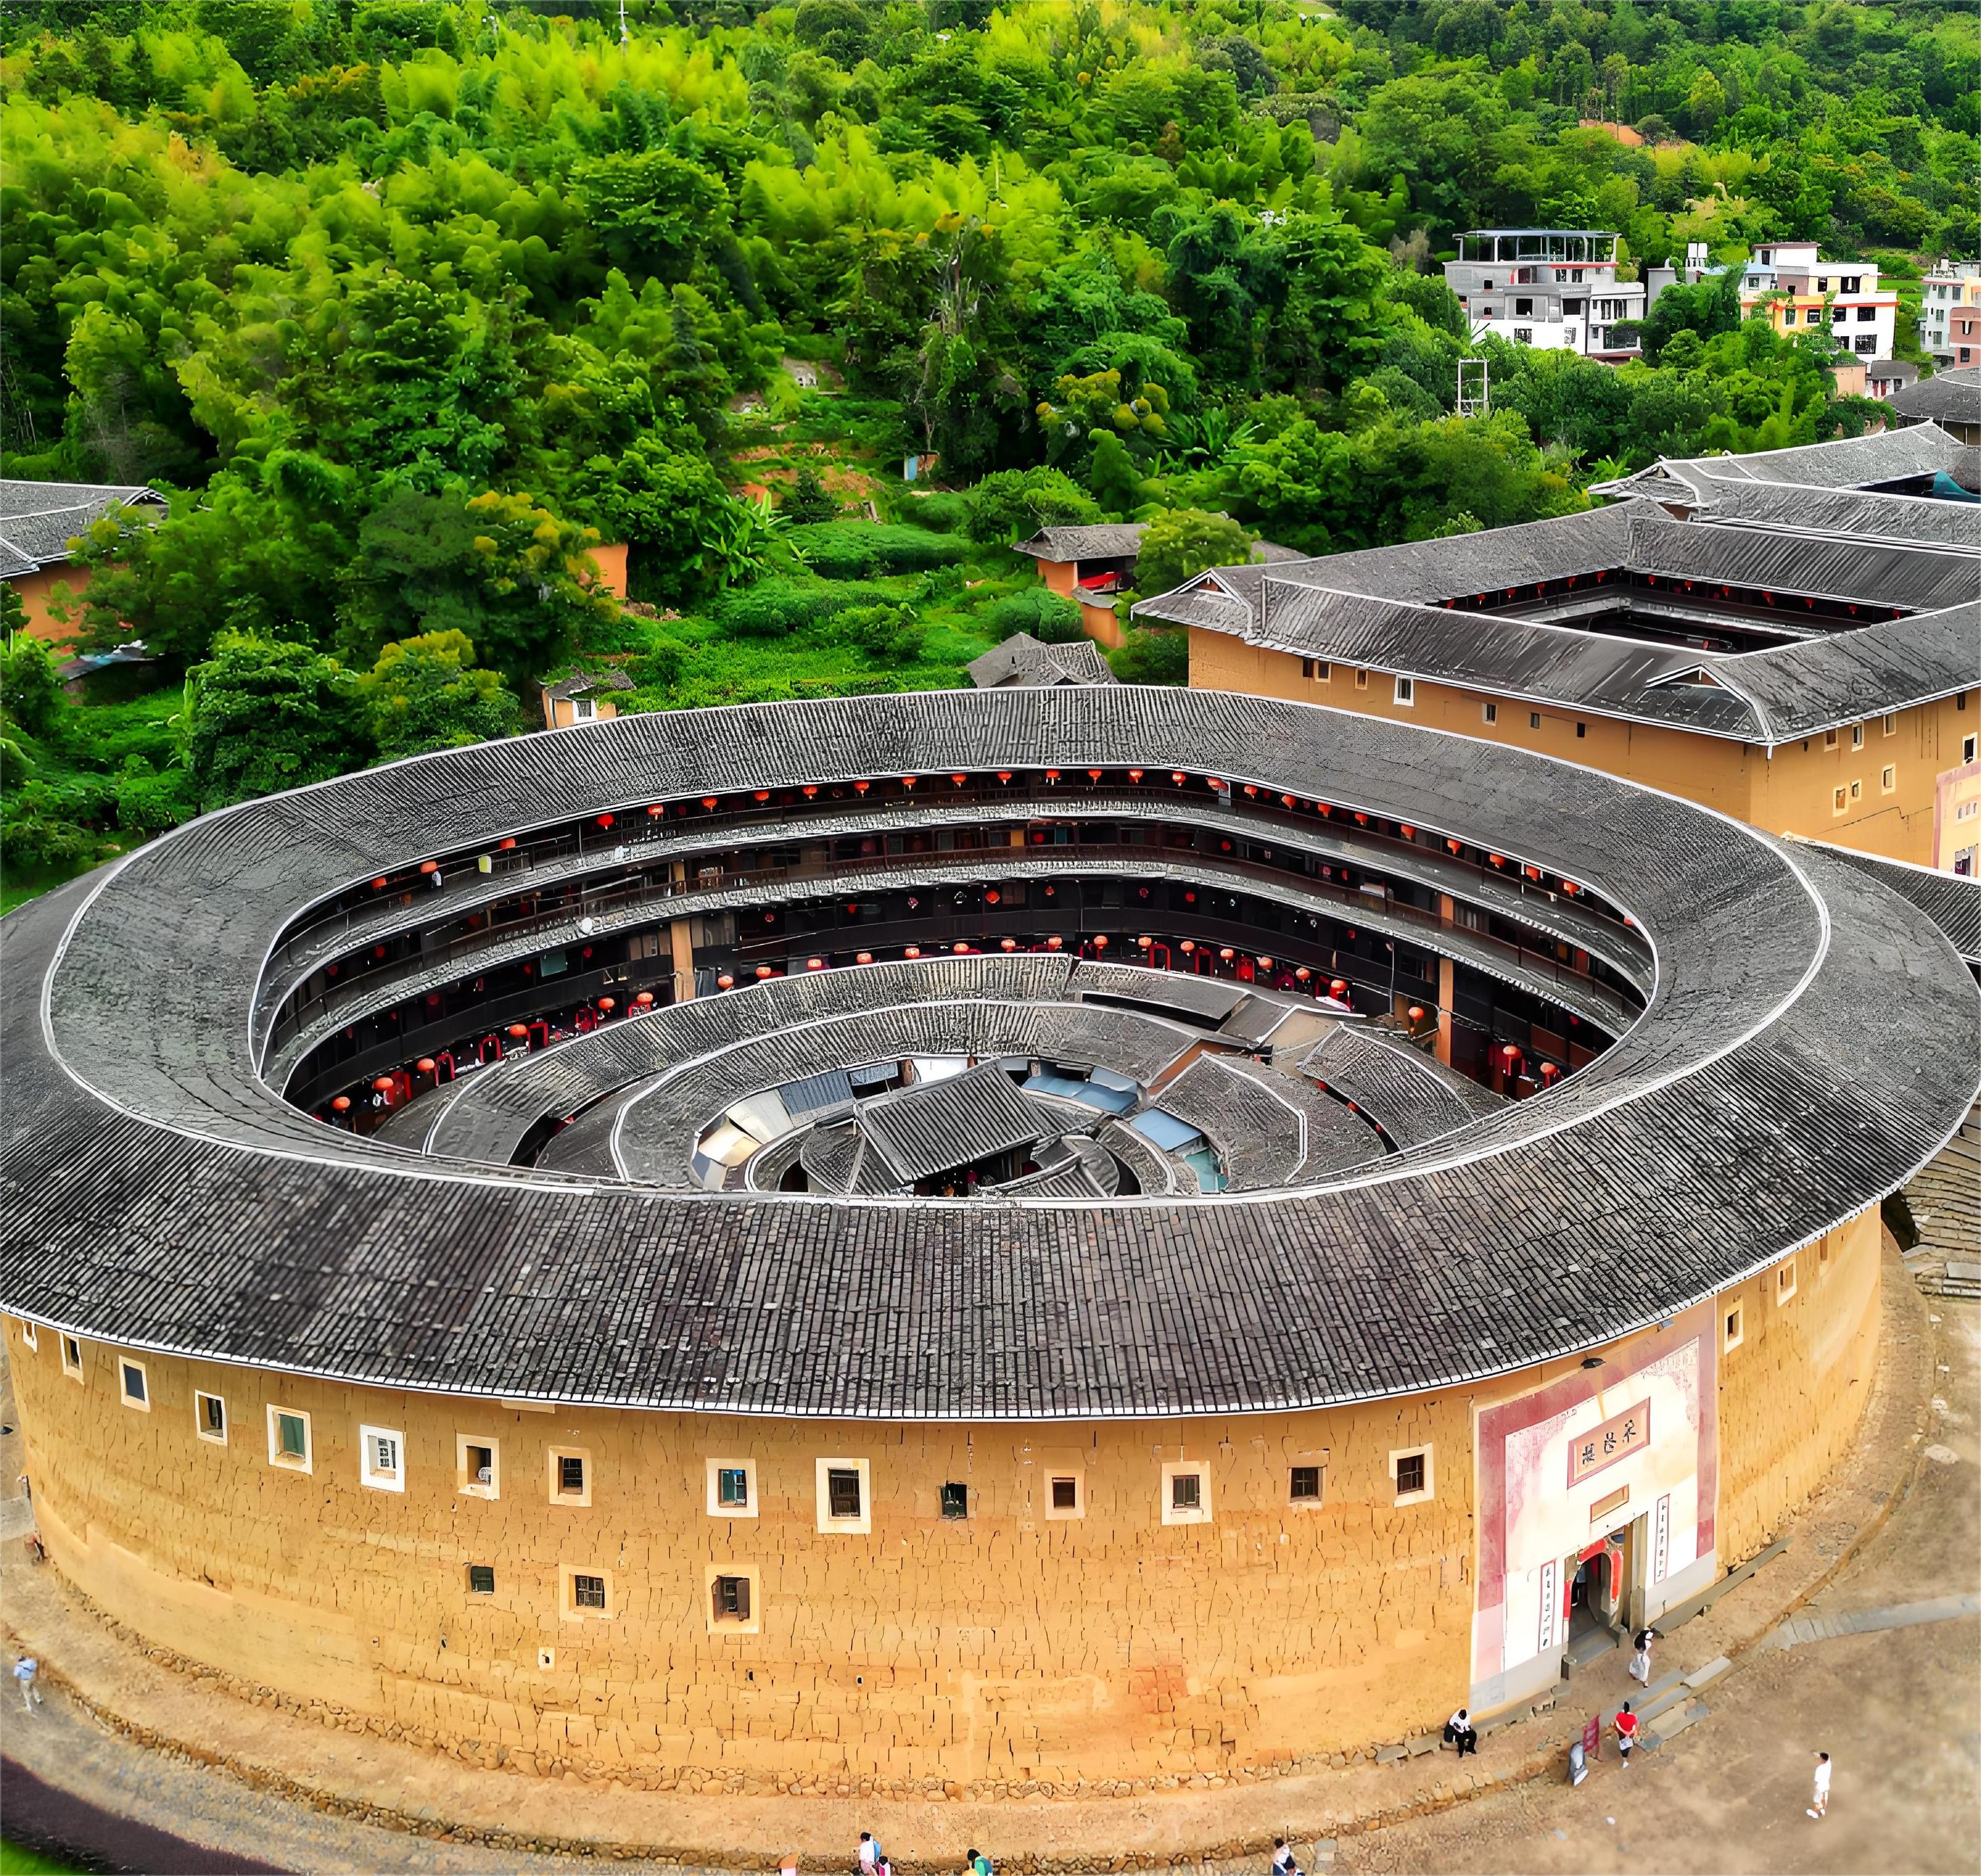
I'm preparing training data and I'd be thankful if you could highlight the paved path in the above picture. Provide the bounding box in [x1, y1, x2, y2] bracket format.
[1764, 1591, 1981, 1650]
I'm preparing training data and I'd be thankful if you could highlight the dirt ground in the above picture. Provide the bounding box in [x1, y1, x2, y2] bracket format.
[1340, 1303, 1981, 1876]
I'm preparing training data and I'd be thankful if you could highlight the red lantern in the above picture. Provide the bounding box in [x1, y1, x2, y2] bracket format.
[1501, 1043, 1521, 1061]
[1094, 934, 1109, 948]
[1294, 967, 1310, 981]
[953, 942, 970, 954]
[1329, 978, 1348, 997]
[331, 1095, 351, 1112]
[508, 1024, 529, 1039]
[635, 991, 654, 1006]
[499, 838, 516, 851]
[372, 877, 389, 890]
[1046, 935, 1062, 950]
[856, 951, 874, 965]
[1000, 936, 1017, 951]
[598, 997, 616, 1012]
[986, 889, 1001, 905]
[1243, 784, 1259, 798]
[596, 813, 614, 829]
[1181, 940, 1196, 954]
[702, 796, 720, 810]
[1088, 768, 1103, 781]
[1407, 1005, 1425, 1023]
[647, 804, 664, 817]
[905, 945, 922, 959]
[717, 973, 735, 989]
[416, 1057, 436, 1073]
[755, 965, 774, 979]
[1219, 947, 1235, 961]
[901, 775, 918, 788]
[419, 860, 438, 875]
[1136, 935, 1152, 949]
[806, 957, 824, 971]
[1257, 955, 1272, 971]
[1447, 838, 1463, 854]
[1281, 793, 1296, 808]
[372, 1076, 394, 1092]
[854, 781, 870, 794]
[997, 771, 1013, 783]
[1045, 769, 1060, 782]
[1400, 825, 1415, 839]
[1128, 768, 1144, 782]
[1171, 771, 1186, 784]
[952, 773, 967, 786]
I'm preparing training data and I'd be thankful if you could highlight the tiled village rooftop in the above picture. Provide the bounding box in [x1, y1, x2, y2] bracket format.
[2, 687, 1977, 1418]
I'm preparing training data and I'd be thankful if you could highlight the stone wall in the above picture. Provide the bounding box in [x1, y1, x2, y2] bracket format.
[5, 1218, 1876, 1791]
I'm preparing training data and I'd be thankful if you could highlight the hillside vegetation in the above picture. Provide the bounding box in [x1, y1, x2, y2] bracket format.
[2, 0, 1972, 878]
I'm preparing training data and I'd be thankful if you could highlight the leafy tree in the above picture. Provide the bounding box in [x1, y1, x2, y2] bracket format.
[837, 603, 928, 668]
[184, 633, 370, 814]
[981, 588, 1085, 644]
[1136, 510, 1255, 596]
[1108, 629, 1189, 685]
[963, 468, 1099, 545]
[782, 466, 839, 526]
[360, 631, 521, 763]
[1, 633, 66, 742]
[574, 437, 763, 608]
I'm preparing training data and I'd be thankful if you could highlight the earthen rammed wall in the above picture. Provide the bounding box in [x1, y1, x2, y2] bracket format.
[5, 1212, 1879, 1793]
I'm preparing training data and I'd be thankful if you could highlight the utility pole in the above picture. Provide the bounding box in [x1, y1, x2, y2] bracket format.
[619, 0, 630, 48]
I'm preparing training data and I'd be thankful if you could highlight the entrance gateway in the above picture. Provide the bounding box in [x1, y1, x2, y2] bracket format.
[1469, 1305, 1720, 1714]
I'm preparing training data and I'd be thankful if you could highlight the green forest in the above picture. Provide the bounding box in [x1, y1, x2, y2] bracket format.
[1, 0, 1974, 891]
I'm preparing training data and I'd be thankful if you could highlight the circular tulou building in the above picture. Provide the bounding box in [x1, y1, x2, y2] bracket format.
[3, 688, 1975, 1795]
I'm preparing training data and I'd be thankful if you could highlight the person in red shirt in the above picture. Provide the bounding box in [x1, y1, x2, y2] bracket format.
[1615, 1701, 1640, 1766]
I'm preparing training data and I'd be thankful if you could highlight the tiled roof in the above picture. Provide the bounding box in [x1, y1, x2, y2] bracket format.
[966, 633, 1119, 689]
[1589, 423, 1967, 501]
[1135, 498, 1980, 746]
[541, 669, 636, 702]
[1012, 523, 1146, 561]
[1793, 839, 1981, 967]
[2, 689, 1976, 1418]
[0, 478, 166, 573]
[1889, 368, 1981, 428]
[856, 1062, 1047, 1185]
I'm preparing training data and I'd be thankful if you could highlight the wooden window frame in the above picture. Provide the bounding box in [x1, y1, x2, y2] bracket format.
[457, 1434, 500, 1500]
[1045, 1469, 1085, 1521]
[118, 1356, 150, 1412]
[705, 1563, 762, 1635]
[559, 1564, 614, 1621]
[547, 1445, 592, 1508]
[61, 1334, 83, 1381]
[814, 1457, 871, 1534]
[1391, 1445, 1434, 1506]
[1289, 1464, 1324, 1506]
[1724, 1303, 1745, 1352]
[706, 1457, 759, 1519]
[195, 1390, 227, 1445]
[1160, 1460, 1213, 1527]
[267, 1405, 313, 1475]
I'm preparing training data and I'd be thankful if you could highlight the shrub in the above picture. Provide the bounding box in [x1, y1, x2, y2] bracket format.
[979, 588, 1086, 644]
[786, 524, 970, 578]
[781, 466, 839, 526]
[963, 468, 1101, 545]
[896, 490, 969, 534]
[1135, 508, 1254, 596]
[836, 602, 928, 667]
[1108, 629, 1189, 685]
[714, 578, 891, 639]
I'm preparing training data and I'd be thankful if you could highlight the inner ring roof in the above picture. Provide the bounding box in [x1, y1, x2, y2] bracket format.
[3, 687, 1975, 1419]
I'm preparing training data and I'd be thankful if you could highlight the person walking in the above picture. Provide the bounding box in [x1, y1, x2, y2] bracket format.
[857, 1833, 880, 1876]
[1614, 1701, 1639, 1767]
[14, 1654, 42, 1712]
[1272, 1837, 1303, 1876]
[1628, 1626, 1656, 1686]
[1443, 1708, 1478, 1756]
[1809, 1751, 1831, 1819]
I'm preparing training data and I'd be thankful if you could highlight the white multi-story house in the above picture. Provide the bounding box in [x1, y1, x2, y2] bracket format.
[1443, 230, 1646, 361]
[1739, 242, 1896, 361]
[1920, 260, 1981, 366]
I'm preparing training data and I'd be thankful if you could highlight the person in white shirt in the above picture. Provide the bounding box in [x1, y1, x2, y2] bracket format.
[858, 1834, 880, 1875]
[1809, 1751, 1831, 1819]
[14, 1655, 41, 1712]
[1272, 1837, 1302, 1876]
[1443, 1707, 1477, 1756]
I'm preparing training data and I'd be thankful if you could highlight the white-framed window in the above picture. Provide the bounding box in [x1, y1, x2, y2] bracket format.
[1391, 1445, 1435, 1507]
[1882, 712, 1898, 737]
[1394, 676, 1416, 706]
[1160, 1460, 1213, 1527]
[1353, 668, 1370, 690]
[1832, 786, 1848, 816]
[1849, 779, 1862, 802]
[1850, 723, 1865, 749]
[61, 1334, 83, 1380]
[267, 1405, 313, 1474]
[457, 1434, 499, 1499]
[1725, 1302, 1745, 1352]
[1824, 729, 1839, 749]
[1301, 658, 1330, 683]
[1289, 1463, 1325, 1507]
[118, 1356, 149, 1411]
[1776, 1259, 1798, 1305]
[1482, 702, 1498, 725]
[707, 1457, 759, 1519]
[816, 1457, 871, 1534]
[195, 1391, 228, 1445]
[16, 1319, 36, 1352]
[359, 1424, 406, 1492]
[706, 1564, 762, 1634]
[560, 1564, 613, 1620]
[1881, 765, 1896, 794]
[570, 696, 598, 722]
[547, 1445, 592, 1507]
[1045, 1469, 1085, 1521]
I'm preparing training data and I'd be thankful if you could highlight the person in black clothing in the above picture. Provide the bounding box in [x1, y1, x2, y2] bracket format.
[1443, 1707, 1478, 1756]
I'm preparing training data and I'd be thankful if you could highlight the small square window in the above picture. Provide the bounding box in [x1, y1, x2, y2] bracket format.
[1848, 779, 1862, 801]
[1354, 669, 1370, 690]
[17, 1320, 36, 1352]
[1301, 658, 1330, 682]
[1045, 1471, 1084, 1519]
[548, 1446, 592, 1506]
[940, 1481, 969, 1519]
[1482, 702, 1498, 725]
[458, 1436, 499, 1499]
[1824, 729, 1839, 750]
[1832, 787, 1848, 815]
[360, 1424, 405, 1492]
[468, 1564, 495, 1595]
[1725, 1304, 1745, 1352]
[195, 1391, 226, 1444]
[119, 1358, 149, 1410]
[1391, 1446, 1434, 1506]
[560, 1564, 614, 1619]
[1160, 1461, 1212, 1525]
[1394, 676, 1415, 705]
[1881, 765, 1896, 794]
[1777, 1260, 1798, 1304]
[705, 1564, 762, 1634]
[1850, 723, 1865, 749]
[815, 1457, 871, 1533]
[1290, 1465, 1323, 1504]
[61, 1335, 83, 1379]
[706, 1457, 759, 1519]
[828, 1467, 862, 1520]
[267, 1405, 312, 1473]
[1882, 713, 1898, 736]
[1529, 712, 1541, 730]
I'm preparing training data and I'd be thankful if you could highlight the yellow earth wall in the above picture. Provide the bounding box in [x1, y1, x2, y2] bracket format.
[1187, 631, 1972, 864]
[6, 1217, 1877, 1791]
